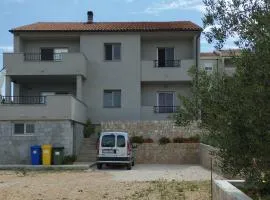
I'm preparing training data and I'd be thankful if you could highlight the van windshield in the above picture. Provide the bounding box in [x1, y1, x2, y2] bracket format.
[101, 135, 115, 147]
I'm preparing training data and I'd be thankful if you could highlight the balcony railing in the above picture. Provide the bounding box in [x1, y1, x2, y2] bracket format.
[24, 53, 64, 61]
[153, 106, 180, 113]
[0, 96, 46, 104]
[154, 60, 180, 68]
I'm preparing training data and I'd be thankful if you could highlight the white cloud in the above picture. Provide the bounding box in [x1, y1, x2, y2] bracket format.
[142, 0, 205, 15]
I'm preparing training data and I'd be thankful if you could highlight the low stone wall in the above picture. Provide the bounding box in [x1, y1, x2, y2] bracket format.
[101, 121, 202, 142]
[200, 143, 221, 174]
[135, 143, 200, 164]
[0, 120, 74, 164]
[213, 180, 252, 200]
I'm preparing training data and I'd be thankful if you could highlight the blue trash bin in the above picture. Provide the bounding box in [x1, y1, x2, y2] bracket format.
[30, 145, 41, 165]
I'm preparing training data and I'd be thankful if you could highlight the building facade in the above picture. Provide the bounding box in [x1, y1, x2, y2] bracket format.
[0, 12, 202, 163]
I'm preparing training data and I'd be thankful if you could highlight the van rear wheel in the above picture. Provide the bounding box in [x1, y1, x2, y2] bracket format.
[127, 163, 132, 170]
[97, 164, 102, 170]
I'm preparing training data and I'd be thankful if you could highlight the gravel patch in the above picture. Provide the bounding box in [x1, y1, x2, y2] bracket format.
[94, 164, 222, 182]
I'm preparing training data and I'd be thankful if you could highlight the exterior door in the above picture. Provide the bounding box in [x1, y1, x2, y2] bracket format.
[158, 92, 174, 113]
[41, 48, 54, 61]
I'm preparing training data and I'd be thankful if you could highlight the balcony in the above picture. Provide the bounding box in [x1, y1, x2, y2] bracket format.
[4, 53, 87, 78]
[0, 95, 87, 124]
[141, 59, 195, 82]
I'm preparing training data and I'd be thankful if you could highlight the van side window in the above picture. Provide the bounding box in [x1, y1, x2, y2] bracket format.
[117, 135, 125, 147]
[101, 135, 115, 147]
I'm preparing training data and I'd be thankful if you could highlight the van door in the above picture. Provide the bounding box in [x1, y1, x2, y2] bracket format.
[116, 134, 127, 157]
[100, 133, 116, 157]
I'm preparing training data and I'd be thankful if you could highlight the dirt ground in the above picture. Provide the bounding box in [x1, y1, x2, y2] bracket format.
[0, 169, 211, 200]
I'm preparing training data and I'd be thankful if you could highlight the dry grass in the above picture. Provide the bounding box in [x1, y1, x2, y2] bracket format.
[0, 171, 211, 200]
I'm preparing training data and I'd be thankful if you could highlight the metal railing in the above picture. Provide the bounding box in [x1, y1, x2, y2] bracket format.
[24, 53, 63, 61]
[0, 96, 46, 104]
[154, 60, 180, 68]
[153, 106, 180, 113]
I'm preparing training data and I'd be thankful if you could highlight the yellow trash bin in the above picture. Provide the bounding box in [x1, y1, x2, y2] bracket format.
[42, 144, 52, 165]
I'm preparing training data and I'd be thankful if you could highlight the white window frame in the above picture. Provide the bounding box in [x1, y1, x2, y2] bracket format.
[103, 90, 122, 108]
[104, 43, 121, 61]
[13, 123, 35, 136]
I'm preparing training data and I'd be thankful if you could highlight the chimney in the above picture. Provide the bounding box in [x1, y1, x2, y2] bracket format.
[87, 11, 93, 23]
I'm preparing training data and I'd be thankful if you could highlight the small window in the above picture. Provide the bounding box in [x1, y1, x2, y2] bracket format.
[117, 135, 126, 147]
[14, 123, 35, 135]
[101, 135, 115, 147]
[14, 124, 24, 134]
[103, 90, 121, 108]
[104, 43, 121, 61]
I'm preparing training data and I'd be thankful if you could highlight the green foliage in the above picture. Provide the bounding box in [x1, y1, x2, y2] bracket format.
[143, 138, 154, 143]
[83, 119, 95, 138]
[159, 137, 171, 145]
[62, 155, 77, 165]
[130, 136, 144, 144]
[174, 0, 270, 197]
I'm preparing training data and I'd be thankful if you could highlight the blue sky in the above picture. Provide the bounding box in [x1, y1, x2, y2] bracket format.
[0, 0, 237, 93]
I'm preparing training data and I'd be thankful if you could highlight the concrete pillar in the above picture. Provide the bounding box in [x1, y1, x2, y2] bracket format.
[5, 75, 11, 97]
[76, 75, 83, 101]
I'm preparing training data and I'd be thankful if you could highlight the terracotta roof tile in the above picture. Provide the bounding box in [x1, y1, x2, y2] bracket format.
[10, 21, 202, 33]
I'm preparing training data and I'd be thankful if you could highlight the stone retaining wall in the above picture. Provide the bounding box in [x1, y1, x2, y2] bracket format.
[101, 121, 202, 142]
[135, 143, 200, 164]
[200, 143, 221, 174]
[213, 180, 252, 200]
[0, 120, 75, 164]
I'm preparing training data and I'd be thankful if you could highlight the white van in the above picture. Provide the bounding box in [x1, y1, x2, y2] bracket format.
[96, 132, 134, 170]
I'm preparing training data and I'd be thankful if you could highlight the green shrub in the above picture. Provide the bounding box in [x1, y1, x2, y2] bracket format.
[84, 119, 95, 138]
[173, 137, 184, 143]
[159, 137, 171, 145]
[63, 155, 77, 165]
[130, 136, 144, 144]
[143, 138, 154, 143]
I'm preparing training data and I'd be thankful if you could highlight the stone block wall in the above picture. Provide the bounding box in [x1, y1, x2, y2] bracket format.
[73, 122, 84, 156]
[200, 143, 222, 174]
[135, 143, 200, 164]
[101, 121, 201, 142]
[0, 120, 74, 164]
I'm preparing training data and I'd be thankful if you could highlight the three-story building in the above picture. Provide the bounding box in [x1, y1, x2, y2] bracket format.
[0, 11, 202, 164]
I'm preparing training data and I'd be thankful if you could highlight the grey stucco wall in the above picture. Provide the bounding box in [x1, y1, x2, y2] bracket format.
[141, 82, 192, 106]
[0, 120, 74, 164]
[141, 38, 193, 60]
[23, 39, 80, 53]
[80, 33, 141, 123]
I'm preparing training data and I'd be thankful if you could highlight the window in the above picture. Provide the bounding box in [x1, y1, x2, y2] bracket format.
[14, 123, 35, 135]
[40, 48, 68, 61]
[157, 92, 175, 113]
[104, 43, 121, 61]
[103, 90, 121, 108]
[101, 135, 115, 147]
[54, 48, 68, 61]
[157, 47, 175, 67]
[117, 135, 126, 147]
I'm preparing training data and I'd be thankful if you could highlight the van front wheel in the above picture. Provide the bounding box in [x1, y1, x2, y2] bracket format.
[127, 163, 132, 170]
[97, 164, 102, 170]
